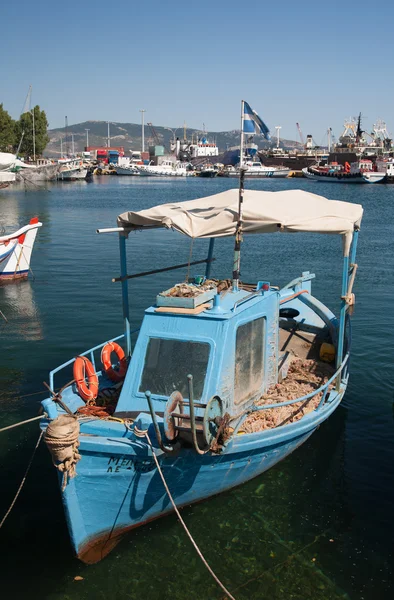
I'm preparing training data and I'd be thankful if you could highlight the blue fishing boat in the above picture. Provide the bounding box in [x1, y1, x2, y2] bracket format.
[40, 183, 363, 565]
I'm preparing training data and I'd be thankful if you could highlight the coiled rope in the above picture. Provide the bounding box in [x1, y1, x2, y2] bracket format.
[45, 415, 81, 491]
[143, 429, 237, 600]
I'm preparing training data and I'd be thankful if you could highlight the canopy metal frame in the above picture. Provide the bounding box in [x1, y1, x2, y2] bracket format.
[97, 224, 360, 372]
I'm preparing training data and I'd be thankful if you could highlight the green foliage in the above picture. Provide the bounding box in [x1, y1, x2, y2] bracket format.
[15, 105, 50, 158]
[0, 103, 16, 151]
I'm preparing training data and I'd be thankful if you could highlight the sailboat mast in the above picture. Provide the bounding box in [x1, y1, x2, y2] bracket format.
[32, 107, 36, 161]
[65, 116, 69, 156]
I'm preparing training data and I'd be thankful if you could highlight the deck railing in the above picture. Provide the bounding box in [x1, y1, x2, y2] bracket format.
[251, 352, 350, 413]
[49, 329, 140, 391]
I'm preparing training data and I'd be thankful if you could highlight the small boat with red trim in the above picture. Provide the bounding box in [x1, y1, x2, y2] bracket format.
[303, 159, 385, 183]
[39, 184, 363, 565]
[0, 217, 42, 282]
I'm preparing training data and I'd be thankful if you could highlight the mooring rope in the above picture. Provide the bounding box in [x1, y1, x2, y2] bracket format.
[144, 430, 237, 600]
[0, 414, 43, 433]
[0, 430, 43, 529]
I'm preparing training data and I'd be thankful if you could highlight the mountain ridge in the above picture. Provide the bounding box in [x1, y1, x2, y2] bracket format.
[45, 120, 300, 156]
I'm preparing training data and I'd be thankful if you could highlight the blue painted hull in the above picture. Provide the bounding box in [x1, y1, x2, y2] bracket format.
[57, 390, 343, 563]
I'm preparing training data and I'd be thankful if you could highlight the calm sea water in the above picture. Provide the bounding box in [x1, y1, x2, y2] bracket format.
[0, 176, 393, 600]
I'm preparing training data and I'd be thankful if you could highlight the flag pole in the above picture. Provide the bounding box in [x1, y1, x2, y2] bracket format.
[239, 100, 245, 169]
[232, 100, 246, 292]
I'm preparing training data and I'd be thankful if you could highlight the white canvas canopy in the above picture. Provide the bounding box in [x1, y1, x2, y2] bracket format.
[117, 189, 363, 254]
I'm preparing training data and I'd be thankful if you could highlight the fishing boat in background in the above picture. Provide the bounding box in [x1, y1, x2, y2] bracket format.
[198, 164, 219, 178]
[57, 158, 88, 181]
[40, 185, 362, 564]
[137, 160, 190, 177]
[115, 165, 140, 176]
[303, 159, 385, 183]
[223, 159, 290, 178]
[0, 217, 42, 281]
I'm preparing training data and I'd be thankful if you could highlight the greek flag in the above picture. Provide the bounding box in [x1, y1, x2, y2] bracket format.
[243, 101, 270, 140]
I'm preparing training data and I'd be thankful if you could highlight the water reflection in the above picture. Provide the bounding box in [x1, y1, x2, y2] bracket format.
[0, 279, 43, 341]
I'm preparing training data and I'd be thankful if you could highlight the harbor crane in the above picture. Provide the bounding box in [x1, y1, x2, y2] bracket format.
[147, 122, 161, 147]
[296, 122, 305, 148]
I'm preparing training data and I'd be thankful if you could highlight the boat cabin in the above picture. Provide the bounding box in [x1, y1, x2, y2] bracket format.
[115, 281, 280, 420]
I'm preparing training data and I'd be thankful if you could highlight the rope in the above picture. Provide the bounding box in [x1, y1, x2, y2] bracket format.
[0, 414, 43, 433]
[0, 430, 43, 529]
[144, 431, 237, 600]
[45, 415, 81, 491]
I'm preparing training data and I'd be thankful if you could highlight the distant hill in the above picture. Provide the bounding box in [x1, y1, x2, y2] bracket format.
[45, 120, 299, 156]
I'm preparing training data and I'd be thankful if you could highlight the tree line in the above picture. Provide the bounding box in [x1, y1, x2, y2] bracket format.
[0, 103, 49, 158]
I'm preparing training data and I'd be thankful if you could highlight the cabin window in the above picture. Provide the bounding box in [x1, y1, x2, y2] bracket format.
[234, 317, 265, 405]
[140, 338, 210, 399]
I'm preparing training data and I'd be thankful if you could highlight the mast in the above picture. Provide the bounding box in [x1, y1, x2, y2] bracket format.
[65, 116, 69, 156]
[32, 105, 36, 161]
[239, 100, 245, 168]
[327, 127, 332, 153]
[233, 100, 246, 292]
[140, 109, 146, 153]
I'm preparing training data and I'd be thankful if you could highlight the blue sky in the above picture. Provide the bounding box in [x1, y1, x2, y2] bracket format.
[1, 0, 393, 142]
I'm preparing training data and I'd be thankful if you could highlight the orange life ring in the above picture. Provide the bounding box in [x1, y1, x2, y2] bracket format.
[101, 342, 127, 382]
[73, 356, 99, 402]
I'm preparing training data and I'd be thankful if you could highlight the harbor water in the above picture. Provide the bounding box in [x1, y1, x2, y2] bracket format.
[0, 177, 393, 599]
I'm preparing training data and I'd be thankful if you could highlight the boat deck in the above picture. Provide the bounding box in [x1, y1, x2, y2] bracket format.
[241, 325, 335, 433]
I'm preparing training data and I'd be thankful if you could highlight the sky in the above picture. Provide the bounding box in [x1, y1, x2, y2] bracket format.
[2, 0, 394, 142]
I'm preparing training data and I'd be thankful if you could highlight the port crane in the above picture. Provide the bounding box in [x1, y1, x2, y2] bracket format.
[296, 122, 305, 148]
[147, 122, 161, 147]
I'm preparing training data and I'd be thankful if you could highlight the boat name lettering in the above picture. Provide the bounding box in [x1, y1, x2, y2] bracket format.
[106, 455, 155, 473]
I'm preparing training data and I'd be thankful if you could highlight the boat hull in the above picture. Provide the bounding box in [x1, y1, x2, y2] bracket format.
[302, 168, 365, 183]
[362, 172, 386, 183]
[223, 169, 290, 178]
[52, 388, 344, 564]
[0, 218, 42, 281]
[115, 167, 140, 176]
[58, 168, 88, 181]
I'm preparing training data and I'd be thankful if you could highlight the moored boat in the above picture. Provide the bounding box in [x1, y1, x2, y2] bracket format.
[57, 159, 88, 181]
[362, 171, 386, 183]
[0, 171, 16, 188]
[137, 160, 189, 177]
[115, 165, 140, 176]
[223, 160, 290, 178]
[0, 217, 42, 281]
[40, 187, 362, 564]
[198, 165, 218, 178]
[303, 158, 384, 183]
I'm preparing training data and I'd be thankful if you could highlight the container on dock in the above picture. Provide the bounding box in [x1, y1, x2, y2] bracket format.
[108, 150, 119, 165]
